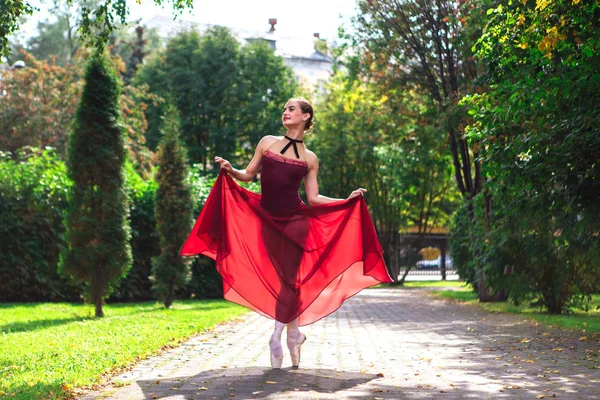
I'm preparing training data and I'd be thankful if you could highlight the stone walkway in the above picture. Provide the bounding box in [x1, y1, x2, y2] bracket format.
[79, 288, 600, 399]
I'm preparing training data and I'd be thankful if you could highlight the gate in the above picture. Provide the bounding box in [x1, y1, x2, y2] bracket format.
[391, 233, 459, 281]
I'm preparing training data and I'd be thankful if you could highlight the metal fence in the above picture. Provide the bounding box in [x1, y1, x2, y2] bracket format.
[399, 267, 458, 278]
[392, 233, 460, 280]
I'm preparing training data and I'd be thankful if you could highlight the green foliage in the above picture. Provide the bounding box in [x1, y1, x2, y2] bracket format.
[110, 163, 159, 301]
[60, 52, 132, 316]
[456, 0, 600, 313]
[313, 73, 460, 280]
[235, 40, 298, 163]
[0, 52, 82, 157]
[23, 0, 97, 65]
[0, 148, 80, 301]
[152, 104, 193, 308]
[0, 0, 35, 57]
[0, 300, 247, 399]
[134, 28, 297, 166]
[0, 51, 154, 177]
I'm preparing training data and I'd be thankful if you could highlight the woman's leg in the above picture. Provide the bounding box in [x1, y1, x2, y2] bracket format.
[269, 320, 285, 368]
[286, 318, 307, 368]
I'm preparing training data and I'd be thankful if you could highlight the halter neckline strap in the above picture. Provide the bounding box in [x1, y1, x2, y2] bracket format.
[281, 135, 304, 159]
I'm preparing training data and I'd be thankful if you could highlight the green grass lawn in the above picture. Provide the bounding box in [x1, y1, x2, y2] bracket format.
[422, 283, 600, 335]
[0, 300, 248, 399]
[403, 280, 469, 288]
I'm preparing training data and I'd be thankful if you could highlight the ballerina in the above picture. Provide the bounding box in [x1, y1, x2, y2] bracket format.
[181, 97, 392, 368]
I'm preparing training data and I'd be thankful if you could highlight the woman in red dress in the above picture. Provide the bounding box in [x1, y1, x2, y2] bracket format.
[180, 97, 392, 369]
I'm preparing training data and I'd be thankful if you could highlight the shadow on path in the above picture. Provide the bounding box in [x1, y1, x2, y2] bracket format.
[136, 367, 382, 399]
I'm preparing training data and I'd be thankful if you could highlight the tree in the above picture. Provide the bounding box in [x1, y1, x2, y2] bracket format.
[110, 23, 163, 85]
[0, 52, 82, 156]
[236, 40, 297, 163]
[1, 0, 193, 56]
[151, 103, 193, 308]
[0, 51, 155, 176]
[352, 0, 506, 300]
[60, 51, 132, 317]
[456, 0, 600, 312]
[354, 0, 485, 203]
[24, 0, 92, 65]
[0, 0, 35, 58]
[313, 73, 459, 282]
[134, 27, 297, 167]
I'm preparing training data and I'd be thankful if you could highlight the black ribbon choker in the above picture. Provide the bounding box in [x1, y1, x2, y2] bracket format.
[280, 135, 303, 159]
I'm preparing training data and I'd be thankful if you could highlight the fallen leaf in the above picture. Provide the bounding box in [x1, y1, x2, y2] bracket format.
[199, 387, 208, 390]
[377, 373, 384, 377]
[265, 381, 277, 384]
[579, 336, 588, 341]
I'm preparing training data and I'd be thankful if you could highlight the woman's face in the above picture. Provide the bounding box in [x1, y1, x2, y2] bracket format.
[282, 101, 308, 128]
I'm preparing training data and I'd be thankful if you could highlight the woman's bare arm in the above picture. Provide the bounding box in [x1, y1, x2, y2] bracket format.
[304, 152, 366, 206]
[214, 136, 277, 182]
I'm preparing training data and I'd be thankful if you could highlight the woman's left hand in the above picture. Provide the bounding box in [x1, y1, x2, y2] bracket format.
[348, 188, 367, 200]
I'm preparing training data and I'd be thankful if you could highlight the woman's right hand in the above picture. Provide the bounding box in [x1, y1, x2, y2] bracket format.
[347, 188, 367, 200]
[214, 156, 233, 173]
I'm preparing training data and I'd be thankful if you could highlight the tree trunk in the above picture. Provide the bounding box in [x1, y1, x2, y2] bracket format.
[440, 246, 447, 281]
[476, 270, 507, 302]
[398, 265, 412, 285]
[164, 277, 175, 309]
[95, 296, 104, 318]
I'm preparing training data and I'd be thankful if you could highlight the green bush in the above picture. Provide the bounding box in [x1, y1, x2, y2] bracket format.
[0, 148, 80, 301]
[110, 164, 159, 301]
[452, 0, 600, 313]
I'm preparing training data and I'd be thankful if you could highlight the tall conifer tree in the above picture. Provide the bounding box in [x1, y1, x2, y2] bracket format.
[152, 103, 193, 308]
[60, 51, 132, 317]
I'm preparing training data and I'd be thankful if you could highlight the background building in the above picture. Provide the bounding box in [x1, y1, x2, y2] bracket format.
[144, 15, 333, 91]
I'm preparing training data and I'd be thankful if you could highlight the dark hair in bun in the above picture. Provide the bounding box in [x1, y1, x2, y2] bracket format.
[288, 97, 314, 132]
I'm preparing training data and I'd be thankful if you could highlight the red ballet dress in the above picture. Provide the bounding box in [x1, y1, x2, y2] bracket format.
[180, 147, 393, 326]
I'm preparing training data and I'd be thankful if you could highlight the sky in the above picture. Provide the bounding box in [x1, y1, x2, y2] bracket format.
[18, 0, 360, 42]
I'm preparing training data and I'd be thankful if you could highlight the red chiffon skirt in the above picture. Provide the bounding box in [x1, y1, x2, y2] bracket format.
[180, 172, 392, 326]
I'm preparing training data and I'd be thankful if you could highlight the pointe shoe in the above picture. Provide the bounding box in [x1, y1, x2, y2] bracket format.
[286, 333, 307, 368]
[269, 335, 283, 369]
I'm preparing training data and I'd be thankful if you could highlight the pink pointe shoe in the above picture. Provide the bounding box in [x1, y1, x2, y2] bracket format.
[287, 333, 307, 368]
[269, 334, 283, 369]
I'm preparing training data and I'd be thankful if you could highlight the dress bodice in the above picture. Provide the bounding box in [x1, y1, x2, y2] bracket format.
[260, 150, 307, 213]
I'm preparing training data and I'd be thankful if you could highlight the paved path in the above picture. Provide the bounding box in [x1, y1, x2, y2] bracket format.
[79, 288, 600, 399]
